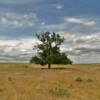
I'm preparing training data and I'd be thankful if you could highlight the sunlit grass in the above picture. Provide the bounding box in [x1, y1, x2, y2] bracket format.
[0, 63, 100, 100]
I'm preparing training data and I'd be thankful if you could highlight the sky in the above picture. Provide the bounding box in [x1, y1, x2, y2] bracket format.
[0, 0, 100, 63]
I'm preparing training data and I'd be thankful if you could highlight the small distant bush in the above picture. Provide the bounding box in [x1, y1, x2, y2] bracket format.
[8, 77, 12, 81]
[24, 65, 29, 68]
[49, 83, 69, 97]
[87, 78, 93, 82]
[75, 77, 93, 82]
[75, 77, 83, 82]
[0, 89, 4, 92]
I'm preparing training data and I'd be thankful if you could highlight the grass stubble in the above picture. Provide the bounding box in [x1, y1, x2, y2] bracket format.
[0, 63, 100, 100]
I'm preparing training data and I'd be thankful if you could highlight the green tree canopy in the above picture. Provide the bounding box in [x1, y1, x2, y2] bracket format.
[30, 32, 72, 69]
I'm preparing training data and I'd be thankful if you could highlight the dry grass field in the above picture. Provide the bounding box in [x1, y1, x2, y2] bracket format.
[0, 63, 100, 100]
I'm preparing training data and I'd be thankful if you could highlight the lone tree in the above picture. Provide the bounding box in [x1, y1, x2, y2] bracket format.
[30, 32, 72, 69]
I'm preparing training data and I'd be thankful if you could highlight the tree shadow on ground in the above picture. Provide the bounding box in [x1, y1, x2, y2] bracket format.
[41, 67, 79, 71]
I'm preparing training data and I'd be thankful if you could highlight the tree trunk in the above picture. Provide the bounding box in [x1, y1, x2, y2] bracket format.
[48, 64, 51, 69]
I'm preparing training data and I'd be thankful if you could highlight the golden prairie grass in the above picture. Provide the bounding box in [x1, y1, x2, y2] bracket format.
[0, 63, 100, 100]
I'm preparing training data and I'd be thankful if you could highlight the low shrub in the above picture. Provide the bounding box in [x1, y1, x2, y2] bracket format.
[87, 78, 93, 82]
[24, 65, 29, 68]
[8, 76, 12, 81]
[49, 83, 69, 97]
[75, 77, 83, 82]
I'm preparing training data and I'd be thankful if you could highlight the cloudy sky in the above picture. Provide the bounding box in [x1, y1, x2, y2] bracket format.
[0, 0, 100, 63]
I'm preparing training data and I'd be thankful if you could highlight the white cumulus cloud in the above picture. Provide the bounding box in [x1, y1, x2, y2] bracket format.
[64, 18, 96, 26]
[0, 31, 100, 64]
[0, 37, 40, 56]
[0, 12, 40, 28]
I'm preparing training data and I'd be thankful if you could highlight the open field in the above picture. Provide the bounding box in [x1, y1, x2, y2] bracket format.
[0, 63, 100, 100]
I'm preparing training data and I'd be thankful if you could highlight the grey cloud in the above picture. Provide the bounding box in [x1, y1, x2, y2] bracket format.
[58, 31, 100, 63]
[75, 47, 100, 54]
[65, 47, 100, 64]
[65, 47, 100, 56]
